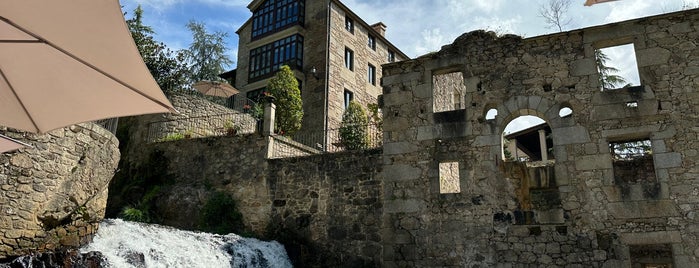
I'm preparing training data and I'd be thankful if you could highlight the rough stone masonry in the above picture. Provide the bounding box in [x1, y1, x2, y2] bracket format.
[380, 8, 699, 267]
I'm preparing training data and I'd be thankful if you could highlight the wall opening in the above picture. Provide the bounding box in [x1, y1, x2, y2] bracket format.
[433, 71, 466, 112]
[609, 138, 658, 198]
[485, 109, 498, 120]
[596, 43, 640, 91]
[629, 244, 673, 268]
[559, 107, 573, 118]
[439, 161, 460, 194]
[503, 116, 550, 162]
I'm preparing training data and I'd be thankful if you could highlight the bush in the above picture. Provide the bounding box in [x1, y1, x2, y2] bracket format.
[199, 192, 244, 235]
[157, 132, 185, 142]
[339, 101, 369, 150]
[267, 65, 303, 135]
[121, 206, 149, 222]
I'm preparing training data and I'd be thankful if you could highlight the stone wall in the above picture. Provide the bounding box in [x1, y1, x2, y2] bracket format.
[380, 9, 699, 267]
[0, 124, 120, 258]
[145, 93, 257, 142]
[115, 134, 383, 267]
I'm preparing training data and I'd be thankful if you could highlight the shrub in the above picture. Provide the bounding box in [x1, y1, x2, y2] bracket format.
[158, 132, 185, 142]
[121, 206, 149, 222]
[340, 100, 369, 150]
[199, 191, 244, 235]
[267, 65, 303, 135]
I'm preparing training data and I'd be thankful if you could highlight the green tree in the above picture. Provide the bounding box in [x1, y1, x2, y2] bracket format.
[183, 21, 233, 83]
[126, 6, 188, 92]
[595, 49, 629, 90]
[340, 101, 369, 150]
[267, 65, 303, 135]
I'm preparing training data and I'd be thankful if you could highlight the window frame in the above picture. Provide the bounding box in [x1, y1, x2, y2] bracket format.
[368, 63, 376, 85]
[345, 16, 354, 34]
[388, 51, 395, 63]
[344, 89, 354, 109]
[344, 47, 354, 71]
[248, 34, 304, 81]
[251, 0, 305, 40]
[368, 35, 376, 50]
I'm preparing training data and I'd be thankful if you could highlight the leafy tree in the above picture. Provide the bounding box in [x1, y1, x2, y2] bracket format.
[182, 21, 233, 83]
[539, 0, 572, 32]
[126, 6, 189, 92]
[340, 101, 369, 150]
[267, 65, 303, 135]
[367, 103, 382, 131]
[595, 49, 629, 90]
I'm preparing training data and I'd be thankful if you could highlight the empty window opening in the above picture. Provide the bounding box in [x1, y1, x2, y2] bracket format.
[344, 90, 354, 109]
[432, 71, 466, 112]
[596, 43, 640, 91]
[610, 139, 655, 185]
[503, 116, 551, 162]
[559, 107, 573, 118]
[485, 109, 498, 120]
[626, 101, 639, 108]
[439, 161, 460, 194]
[630, 244, 673, 268]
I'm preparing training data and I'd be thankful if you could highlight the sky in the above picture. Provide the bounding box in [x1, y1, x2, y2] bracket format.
[119, 0, 699, 132]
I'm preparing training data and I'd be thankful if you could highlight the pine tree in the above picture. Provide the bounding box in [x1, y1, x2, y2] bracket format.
[183, 21, 233, 83]
[595, 49, 630, 90]
[267, 65, 303, 135]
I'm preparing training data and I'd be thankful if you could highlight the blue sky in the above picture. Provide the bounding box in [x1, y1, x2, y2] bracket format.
[119, 0, 698, 132]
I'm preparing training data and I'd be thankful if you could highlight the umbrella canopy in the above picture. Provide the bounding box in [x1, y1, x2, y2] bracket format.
[0, 134, 30, 153]
[584, 0, 619, 6]
[193, 80, 240, 98]
[0, 0, 176, 133]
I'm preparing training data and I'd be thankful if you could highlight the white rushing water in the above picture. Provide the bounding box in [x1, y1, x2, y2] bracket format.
[81, 219, 293, 268]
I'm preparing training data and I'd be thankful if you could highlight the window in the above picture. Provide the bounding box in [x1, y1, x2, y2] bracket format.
[344, 47, 354, 71]
[345, 16, 354, 33]
[368, 64, 376, 85]
[439, 161, 460, 194]
[432, 71, 466, 112]
[595, 43, 640, 91]
[368, 35, 376, 50]
[388, 51, 395, 62]
[248, 34, 304, 81]
[344, 90, 353, 109]
[251, 0, 305, 39]
[246, 88, 265, 102]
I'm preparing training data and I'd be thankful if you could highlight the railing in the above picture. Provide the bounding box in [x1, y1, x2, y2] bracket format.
[146, 112, 259, 143]
[93, 118, 118, 134]
[269, 124, 383, 156]
[164, 88, 259, 113]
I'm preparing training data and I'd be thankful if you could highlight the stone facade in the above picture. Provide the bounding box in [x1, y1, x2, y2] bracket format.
[0, 124, 120, 258]
[380, 8, 699, 267]
[235, 0, 408, 148]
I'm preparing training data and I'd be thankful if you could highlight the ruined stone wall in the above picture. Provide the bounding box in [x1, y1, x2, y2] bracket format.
[0, 124, 120, 258]
[380, 9, 699, 267]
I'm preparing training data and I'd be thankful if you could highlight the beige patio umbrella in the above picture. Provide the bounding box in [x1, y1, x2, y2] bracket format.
[584, 0, 619, 6]
[0, 0, 177, 133]
[0, 134, 30, 153]
[193, 80, 240, 98]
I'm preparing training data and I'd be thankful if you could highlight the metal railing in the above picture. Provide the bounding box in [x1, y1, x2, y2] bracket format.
[93, 118, 118, 134]
[146, 112, 259, 143]
[164, 88, 259, 113]
[270, 124, 383, 156]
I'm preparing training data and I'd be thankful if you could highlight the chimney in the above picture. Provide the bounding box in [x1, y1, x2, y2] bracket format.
[370, 22, 386, 37]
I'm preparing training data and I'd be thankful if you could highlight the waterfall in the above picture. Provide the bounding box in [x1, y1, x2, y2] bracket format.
[80, 219, 292, 268]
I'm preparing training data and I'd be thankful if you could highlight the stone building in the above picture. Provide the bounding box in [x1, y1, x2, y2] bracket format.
[233, 0, 409, 149]
[380, 7, 699, 267]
